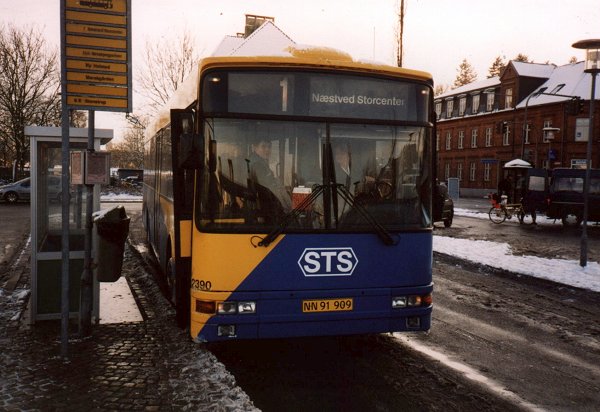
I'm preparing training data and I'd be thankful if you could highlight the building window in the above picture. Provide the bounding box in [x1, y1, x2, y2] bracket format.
[524, 123, 531, 144]
[436, 132, 440, 151]
[435, 102, 442, 119]
[542, 120, 554, 143]
[446, 131, 452, 150]
[471, 129, 478, 148]
[445, 163, 450, 180]
[485, 127, 492, 147]
[576, 118, 590, 142]
[472, 94, 480, 114]
[505, 88, 513, 109]
[486, 92, 495, 111]
[484, 163, 491, 182]
[457, 163, 463, 181]
[458, 131, 464, 149]
[469, 162, 476, 181]
[503, 125, 510, 146]
[446, 100, 454, 118]
[459, 96, 466, 116]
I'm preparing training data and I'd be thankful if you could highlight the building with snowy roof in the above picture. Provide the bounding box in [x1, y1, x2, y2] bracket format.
[434, 60, 600, 197]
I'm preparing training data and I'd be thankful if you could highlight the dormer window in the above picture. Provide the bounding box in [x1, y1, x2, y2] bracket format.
[458, 95, 466, 116]
[471, 93, 480, 114]
[485, 89, 495, 111]
[550, 84, 565, 94]
[446, 99, 454, 118]
[505, 88, 513, 109]
[435, 101, 442, 119]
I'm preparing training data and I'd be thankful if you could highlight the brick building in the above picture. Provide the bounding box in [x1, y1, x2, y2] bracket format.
[435, 60, 600, 197]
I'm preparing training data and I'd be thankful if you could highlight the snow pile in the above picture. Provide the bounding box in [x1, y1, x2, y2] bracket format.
[433, 236, 600, 292]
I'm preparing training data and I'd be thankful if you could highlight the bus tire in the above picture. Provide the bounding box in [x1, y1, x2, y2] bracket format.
[168, 256, 190, 328]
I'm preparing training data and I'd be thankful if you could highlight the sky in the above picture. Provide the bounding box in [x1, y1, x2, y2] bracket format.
[2, 0, 600, 138]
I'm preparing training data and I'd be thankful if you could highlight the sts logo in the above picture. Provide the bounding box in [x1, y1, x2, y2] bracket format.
[298, 247, 358, 277]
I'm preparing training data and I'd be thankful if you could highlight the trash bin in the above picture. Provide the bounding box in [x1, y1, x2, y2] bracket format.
[94, 205, 130, 282]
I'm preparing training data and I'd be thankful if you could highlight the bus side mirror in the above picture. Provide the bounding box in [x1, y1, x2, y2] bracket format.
[179, 133, 204, 169]
[172, 109, 203, 169]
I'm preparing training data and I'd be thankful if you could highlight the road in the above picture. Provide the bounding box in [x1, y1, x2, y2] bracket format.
[210, 215, 600, 411]
[1, 203, 599, 411]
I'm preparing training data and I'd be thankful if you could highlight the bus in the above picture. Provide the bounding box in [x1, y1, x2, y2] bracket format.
[143, 46, 435, 342]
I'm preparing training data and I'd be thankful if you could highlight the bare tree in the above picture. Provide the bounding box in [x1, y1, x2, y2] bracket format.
[488, 56, 506, 78]
[106, 115, 147, 169]
[513, 53, 531, 63]
[135, 29, 202, 115]
[0, 24, 61, 174]
[434, 84, 449, 96]
[453, 58, 477, 88]
[394, 0, 406, 67]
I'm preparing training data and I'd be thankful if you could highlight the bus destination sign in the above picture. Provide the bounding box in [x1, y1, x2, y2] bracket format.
[62, 0, 131, 112]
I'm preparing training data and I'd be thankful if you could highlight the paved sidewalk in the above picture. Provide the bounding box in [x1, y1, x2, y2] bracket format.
[0, 211, 257, 411]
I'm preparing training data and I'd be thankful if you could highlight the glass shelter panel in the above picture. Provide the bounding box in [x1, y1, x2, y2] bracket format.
[37, 141, 90, 253]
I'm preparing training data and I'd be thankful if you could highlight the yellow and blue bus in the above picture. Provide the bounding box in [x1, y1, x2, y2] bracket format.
[143, 46, 435, 342]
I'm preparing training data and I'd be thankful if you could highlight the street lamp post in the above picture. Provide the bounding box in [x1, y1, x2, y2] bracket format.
[572, 39, 600, 267]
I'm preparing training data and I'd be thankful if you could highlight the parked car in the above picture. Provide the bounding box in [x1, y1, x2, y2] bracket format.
[0, 177, 62, 203]
[433, 182, 454, 227]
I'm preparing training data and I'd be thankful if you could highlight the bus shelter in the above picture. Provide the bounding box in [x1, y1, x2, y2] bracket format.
[25, 126, 112, 323]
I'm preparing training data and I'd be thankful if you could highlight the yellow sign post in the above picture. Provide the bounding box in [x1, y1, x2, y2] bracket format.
[59, 0, 132, 356]
[63, 0, 131, 112]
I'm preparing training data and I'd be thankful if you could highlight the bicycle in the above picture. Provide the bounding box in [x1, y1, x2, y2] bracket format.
[487, 193, 527, 224]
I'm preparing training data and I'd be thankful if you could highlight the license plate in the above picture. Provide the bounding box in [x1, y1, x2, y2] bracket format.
[302, 298, 353, 313]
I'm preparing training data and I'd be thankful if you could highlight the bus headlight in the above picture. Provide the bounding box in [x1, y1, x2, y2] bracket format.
[214, 301, 257, 314]
[217, 302, 238, 314]
[238, 301, 256, 314]
[392, 296, 407, 308]
[392, 294, 432, 308]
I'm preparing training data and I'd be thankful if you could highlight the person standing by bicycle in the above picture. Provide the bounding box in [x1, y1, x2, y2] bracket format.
[498, 175, 513, 203]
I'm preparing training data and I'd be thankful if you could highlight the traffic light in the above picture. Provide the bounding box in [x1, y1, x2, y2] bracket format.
[568, 98, 585, 115]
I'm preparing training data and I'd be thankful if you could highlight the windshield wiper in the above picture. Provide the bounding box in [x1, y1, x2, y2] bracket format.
[334, 183, 397, 246]
[257, 185, 325, 247]
[257, 139, 397, 247]
[256, 182, 397, 247]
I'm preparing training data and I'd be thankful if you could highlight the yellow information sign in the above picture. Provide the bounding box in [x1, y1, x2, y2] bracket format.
[67, 84, 128, 97]
[66, 34, 127, 49]
[67, 71, 127, 86]
[66, 0, 127, 14]
[66, 59, 127, 73]
[62, 0, 131, 112]
[66, 22, 127, 38]
[67, 95, 129, 109]
[65, 10, 126, 26]
[66, 46, 127, 62]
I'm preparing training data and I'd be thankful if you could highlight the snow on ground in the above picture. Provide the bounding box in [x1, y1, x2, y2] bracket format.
[437, 208, 600, 293]
[100, 192, 142, 202]
[94, 194, 600, 294]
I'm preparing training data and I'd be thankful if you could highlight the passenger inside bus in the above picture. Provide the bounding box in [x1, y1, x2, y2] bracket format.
[248, 138, 292, 215]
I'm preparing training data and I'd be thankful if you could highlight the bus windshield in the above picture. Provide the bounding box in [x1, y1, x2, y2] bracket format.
[198, 118, 432, 232]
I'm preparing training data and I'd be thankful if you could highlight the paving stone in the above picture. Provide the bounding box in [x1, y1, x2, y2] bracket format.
[0, 226, 257, 411]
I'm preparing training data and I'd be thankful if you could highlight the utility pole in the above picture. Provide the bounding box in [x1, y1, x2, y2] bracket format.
[396, 0, 405, 67]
